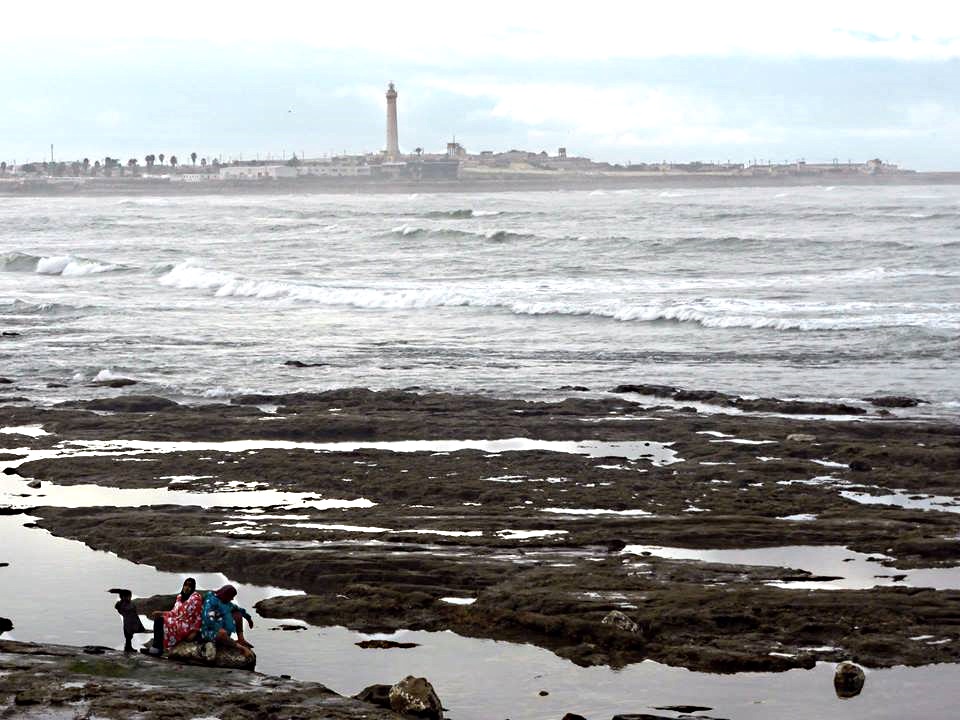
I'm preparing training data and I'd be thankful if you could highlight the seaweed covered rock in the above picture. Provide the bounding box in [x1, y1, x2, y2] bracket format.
[389, 676, 443, 719]
[834, 661, 866, 698]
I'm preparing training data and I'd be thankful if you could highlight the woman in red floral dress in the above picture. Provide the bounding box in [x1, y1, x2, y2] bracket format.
[145, 578, 203, 655]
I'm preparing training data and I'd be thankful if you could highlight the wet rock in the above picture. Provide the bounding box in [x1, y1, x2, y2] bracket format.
[654, 706, 713, 713]
[389, 675, 443, 719]
[58, 394, 179, 412]
[601, 610, 639, 633]
[284, 359, 327, 368]
[1, 332, 20, 337]
[356, 639, 420, 649]
[46, 382, 68, 388]
[2, 466, 21, 475]
[611, 384, 677, 397]
[555, 385, 591, 392]
[848, 460, 872, 472]
[0, 617, 12, 634]
[786, 433, 817, 442]
[538, 689, 549, 696]
[26, 480, 41, 489]
[0, 377, 12, 384]
[834, 660, 866, 698]
[89, 377, 138, 388]
[561, 714, 587, 720]
[354, 683, 393, 709]
[161, 639, 257, 671]
[865, 396, 925, 408]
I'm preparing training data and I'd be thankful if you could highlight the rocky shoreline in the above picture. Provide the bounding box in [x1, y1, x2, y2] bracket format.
[0, 639, 405, 719]
[1, 385, 959, 710]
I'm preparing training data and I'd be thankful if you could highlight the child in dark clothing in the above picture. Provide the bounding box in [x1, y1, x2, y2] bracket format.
[110, 588, 147, 652]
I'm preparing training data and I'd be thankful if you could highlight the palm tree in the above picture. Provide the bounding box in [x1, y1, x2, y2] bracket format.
[93, 160, 101, 175]
[200, 158, 207, 169]
[169, 155, 178, 168]
[158, 153, 165, 166]
[0, 161, 6, 174]
[82, 158, 90, 175]
[190, 152, 197, 165]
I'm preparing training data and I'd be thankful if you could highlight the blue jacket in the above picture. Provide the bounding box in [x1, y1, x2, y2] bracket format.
[200, 593, 238, 641]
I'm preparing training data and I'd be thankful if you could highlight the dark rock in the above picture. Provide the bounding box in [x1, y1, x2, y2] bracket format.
[58, 395, 179, 412]
[2, 467, 21, 476]
[601, 610, 639, 633]
[284, 360, 328, 368]
[611, 384, 677, 397]
[561, 714, 587, 720]
[162, 639, 256, 671]
[0, 378, 12, 384]
[555, 386, 590, 392]
[89, 378, 138, 388]
[356, 639, 420, 649]
[389, 675, 443, 719]
[834, 661, 866, 698]
[1, 332, 20, 337]
[270, 624, 307, 632]
[46, 383, 68, 388]
[848, 460, 872, 472]
[864, 396, 925, 408]
[0, 617, 12, 634]
[0, 562, 8, 567]
[26, 480, 41, 489]
[354, 683, 393, 709]
[82, 645, 112, 654]
[605, 539, 627, 553]
[538, 689, 549, 696]
[0, 508, 27, 515]
[653, 706, 713, 713]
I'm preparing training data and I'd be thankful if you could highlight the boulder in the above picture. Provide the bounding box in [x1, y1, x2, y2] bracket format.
[26, 480, 41, 489]
[354, 683, 393, 709]
[0, 617, 12, 634]
[149, 640, 256, 671]
[0, 378, 12, 384]
[834, 661, 865, 698]
[601, 610, 639, 633]
[848, 460, 872, 472]
[561, 714, 587, 720]
[864, 396, 925, 408]
[388, 675, 443, 719]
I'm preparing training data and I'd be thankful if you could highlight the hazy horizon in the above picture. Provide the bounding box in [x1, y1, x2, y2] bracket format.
[2, 0, 959, 170]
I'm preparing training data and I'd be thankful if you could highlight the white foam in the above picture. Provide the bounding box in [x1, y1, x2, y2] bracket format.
[439, 597, 476, 605]
[496, 529, 569, 540]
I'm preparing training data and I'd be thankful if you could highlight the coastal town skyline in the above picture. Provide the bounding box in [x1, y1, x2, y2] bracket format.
[2, 1, 959, 170]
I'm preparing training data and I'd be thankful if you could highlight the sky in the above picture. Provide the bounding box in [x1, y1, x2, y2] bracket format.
[2, 0, 959, 169]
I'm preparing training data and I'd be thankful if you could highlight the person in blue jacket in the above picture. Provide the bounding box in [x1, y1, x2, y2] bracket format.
[200, 585, 255, 660]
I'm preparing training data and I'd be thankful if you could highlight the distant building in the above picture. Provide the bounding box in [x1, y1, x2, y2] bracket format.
[219, 165, 297, 180]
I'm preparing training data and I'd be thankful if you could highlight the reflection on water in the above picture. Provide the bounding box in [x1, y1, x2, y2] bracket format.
[620, 544, 960, 590]
[1, 517, 959, 720]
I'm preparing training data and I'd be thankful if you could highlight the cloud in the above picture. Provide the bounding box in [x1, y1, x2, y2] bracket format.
[6, 0, 960, 61]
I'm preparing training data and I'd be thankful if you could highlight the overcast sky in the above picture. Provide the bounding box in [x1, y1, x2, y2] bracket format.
[2, 0, 959, 169]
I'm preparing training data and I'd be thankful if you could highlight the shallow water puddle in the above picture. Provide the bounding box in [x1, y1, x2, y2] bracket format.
[2, 516, 958, 720]
[53, 436, 682, 465]
[620, 544, 960, 590]
[840, 489, 960, 514]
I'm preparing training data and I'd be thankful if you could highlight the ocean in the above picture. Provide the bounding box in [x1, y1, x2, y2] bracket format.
[2, 185, 958, 415]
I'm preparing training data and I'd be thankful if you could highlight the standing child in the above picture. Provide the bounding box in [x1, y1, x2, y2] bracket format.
[110, 588, 147, 652]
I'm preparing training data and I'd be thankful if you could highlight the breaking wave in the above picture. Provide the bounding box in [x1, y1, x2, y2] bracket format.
[154, 261, 959, 332]
[386, 226, 534, 242]
[1, 251, 126, 276]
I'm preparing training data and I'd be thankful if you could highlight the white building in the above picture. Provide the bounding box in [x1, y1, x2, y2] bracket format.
[170, 173, 218, 183]
[219, 165, 297, 180]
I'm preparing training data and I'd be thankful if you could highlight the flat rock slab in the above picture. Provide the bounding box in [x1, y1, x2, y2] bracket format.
[0, 639, 404, 719]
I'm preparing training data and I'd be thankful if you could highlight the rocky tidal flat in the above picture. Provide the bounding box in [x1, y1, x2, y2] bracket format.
[1, 386, 959, 718]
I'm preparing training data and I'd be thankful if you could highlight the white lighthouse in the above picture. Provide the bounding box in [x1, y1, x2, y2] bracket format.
[385, 82, 400, 160]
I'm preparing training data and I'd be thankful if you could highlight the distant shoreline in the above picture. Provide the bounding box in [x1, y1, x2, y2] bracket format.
[2, 171, 960, 197]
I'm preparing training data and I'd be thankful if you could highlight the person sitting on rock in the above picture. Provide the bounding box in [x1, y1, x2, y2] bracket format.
[200, 585, 254, 660]
[145, 577, 203, 656]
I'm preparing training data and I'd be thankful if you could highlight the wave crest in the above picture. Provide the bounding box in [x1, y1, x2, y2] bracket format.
[1, 251, 125, 276]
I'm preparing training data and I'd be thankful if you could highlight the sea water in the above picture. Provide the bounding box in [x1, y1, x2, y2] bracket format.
[1, 186, 958, 416]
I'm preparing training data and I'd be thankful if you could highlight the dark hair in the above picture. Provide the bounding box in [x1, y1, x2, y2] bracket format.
[183, 578, 196, 590]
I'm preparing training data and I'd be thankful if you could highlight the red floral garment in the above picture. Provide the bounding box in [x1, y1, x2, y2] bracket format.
[162, 591, 203, 649]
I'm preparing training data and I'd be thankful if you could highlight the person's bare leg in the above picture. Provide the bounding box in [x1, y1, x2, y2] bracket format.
[216, 628, 253, 657]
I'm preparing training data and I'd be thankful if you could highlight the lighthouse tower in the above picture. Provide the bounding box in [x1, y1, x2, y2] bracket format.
[385, 82, 400, 160]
